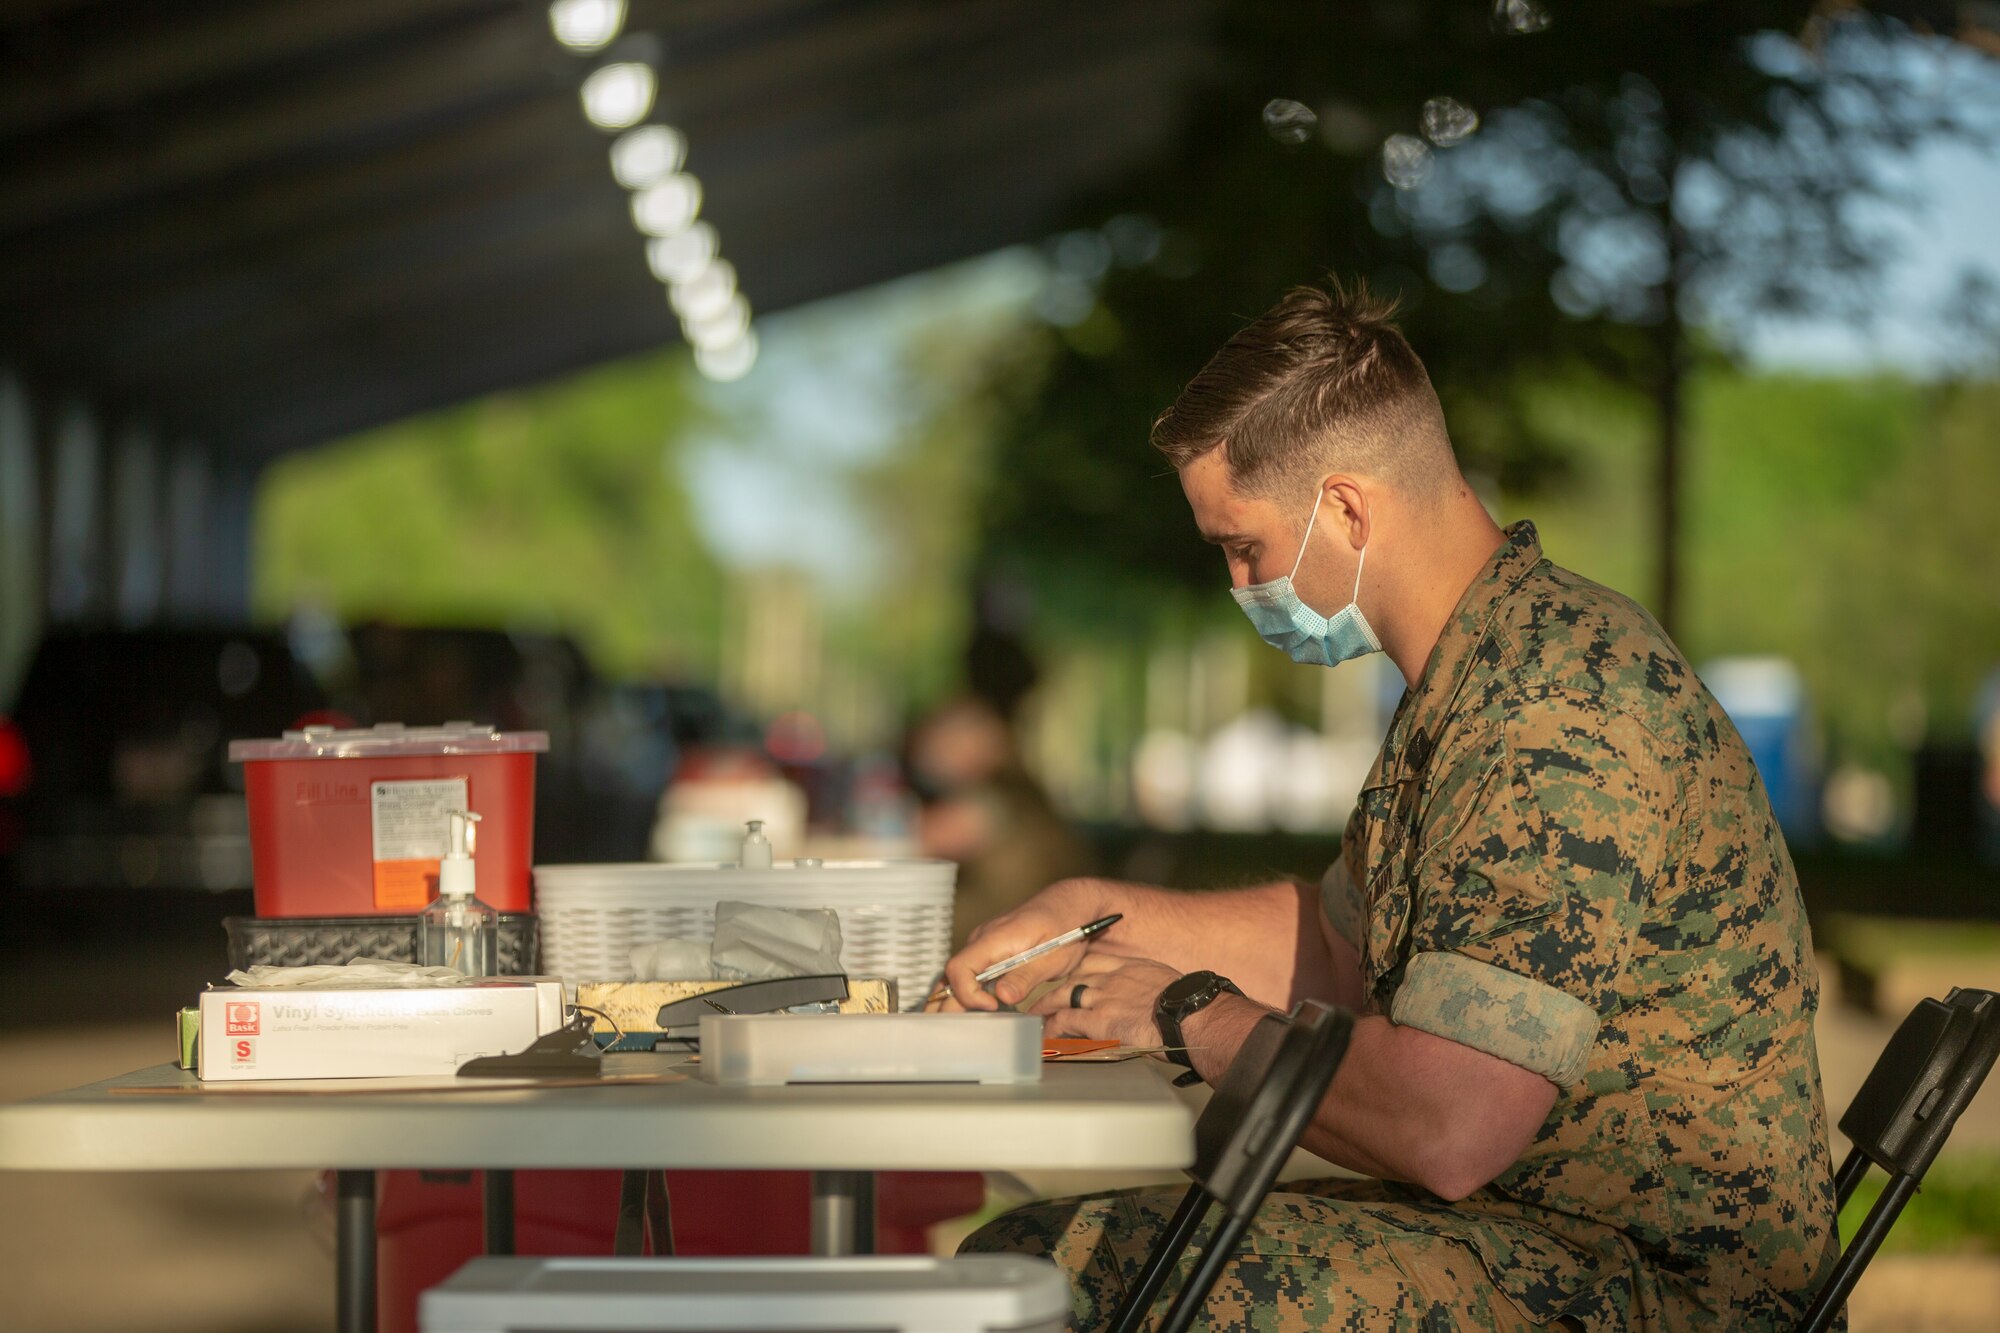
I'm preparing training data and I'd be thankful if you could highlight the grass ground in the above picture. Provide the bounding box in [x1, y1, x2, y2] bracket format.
[1840, 1155, 2000, 1255]
[1822, 915, 2000, 971]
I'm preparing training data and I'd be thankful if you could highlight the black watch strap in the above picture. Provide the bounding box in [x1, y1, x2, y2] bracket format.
[1155, 970, 1242, 1069]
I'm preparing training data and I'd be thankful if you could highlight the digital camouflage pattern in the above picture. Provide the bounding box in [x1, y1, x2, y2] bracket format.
[965, 1180, 1545, 1331]
[1328, 521, 1838, 1328]
[966, 522, 1839, 1330]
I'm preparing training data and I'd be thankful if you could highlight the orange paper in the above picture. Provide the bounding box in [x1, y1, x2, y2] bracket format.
[372, 858, 438, 910]
[1043, 1038, 1121, 1060]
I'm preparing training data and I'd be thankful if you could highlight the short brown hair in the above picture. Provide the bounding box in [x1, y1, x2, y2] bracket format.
[1151, 278, 1455, 499]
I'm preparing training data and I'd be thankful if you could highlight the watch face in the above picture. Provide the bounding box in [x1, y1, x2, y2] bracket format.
[1163, 970, 1219, 1010]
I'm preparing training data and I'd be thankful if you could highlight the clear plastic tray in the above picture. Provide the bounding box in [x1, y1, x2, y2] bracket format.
[697, 1012, 1043, 1086]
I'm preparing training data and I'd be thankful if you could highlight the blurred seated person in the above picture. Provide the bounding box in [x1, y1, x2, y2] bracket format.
[909, 691, 1092, 949]
[650, 745, 809, 863]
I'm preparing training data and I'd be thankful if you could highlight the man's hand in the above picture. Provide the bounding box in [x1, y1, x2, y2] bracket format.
[1027, 950, 1181, 1048]
[938, 875, 1348, 1017]
[940, 878, 1120, 1009]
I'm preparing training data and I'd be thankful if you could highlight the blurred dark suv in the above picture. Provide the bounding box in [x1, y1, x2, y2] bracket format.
[339, 622, 659, 863]
[0, 627, 332, 897]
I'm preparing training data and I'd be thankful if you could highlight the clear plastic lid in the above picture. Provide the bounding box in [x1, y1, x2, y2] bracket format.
[227, 721, 550, 762]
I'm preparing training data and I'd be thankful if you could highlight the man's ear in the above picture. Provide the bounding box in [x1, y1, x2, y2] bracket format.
[1322, 477, 1371, 550]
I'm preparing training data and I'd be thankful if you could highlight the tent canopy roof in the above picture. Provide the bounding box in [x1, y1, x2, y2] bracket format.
[0, 0, 1209, 460]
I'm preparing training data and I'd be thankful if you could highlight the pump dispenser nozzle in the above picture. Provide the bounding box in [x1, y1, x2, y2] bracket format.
[440, 809, 482, 898]
[740, 819, 774, 869]
[421, 809, 497, 976]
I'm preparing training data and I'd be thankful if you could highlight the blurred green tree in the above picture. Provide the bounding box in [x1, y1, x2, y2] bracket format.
[978, 0, 1995, 635]
[255, 349, 724, 680]
[831, 298, 1041, 718]
[1522, 369, 2000, 763]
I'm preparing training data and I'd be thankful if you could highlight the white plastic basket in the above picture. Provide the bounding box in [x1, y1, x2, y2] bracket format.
[533, 860, 956, 1010]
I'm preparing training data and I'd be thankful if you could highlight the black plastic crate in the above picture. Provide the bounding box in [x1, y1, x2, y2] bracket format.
[223, 914, 540, 976]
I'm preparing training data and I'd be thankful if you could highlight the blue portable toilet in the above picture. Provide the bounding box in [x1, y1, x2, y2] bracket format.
[1977, 667, 2000, 864]
[1701, 656, 1820, 849]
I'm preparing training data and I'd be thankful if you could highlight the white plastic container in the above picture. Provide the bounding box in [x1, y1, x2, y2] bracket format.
[420, 1255, 1069, 1333]
[532, 858, 955, 1007]
[698, 1012, 1043, 1086]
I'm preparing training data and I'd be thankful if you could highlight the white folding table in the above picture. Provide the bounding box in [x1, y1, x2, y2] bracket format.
[0, 1054, 1194, 1333]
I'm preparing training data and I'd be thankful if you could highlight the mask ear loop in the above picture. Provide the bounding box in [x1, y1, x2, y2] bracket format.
[1289, 488, 1327, 582]
[1292, 490, 1370, 607]
[1345, 498, 1374, 606]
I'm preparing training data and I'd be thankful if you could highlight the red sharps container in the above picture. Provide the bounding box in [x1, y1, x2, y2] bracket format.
[228, 723, 548, 917]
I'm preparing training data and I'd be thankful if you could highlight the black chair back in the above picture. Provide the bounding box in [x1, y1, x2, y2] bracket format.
[1798, 987, 2000, 1332]
[1107, 999, 1354, 1333]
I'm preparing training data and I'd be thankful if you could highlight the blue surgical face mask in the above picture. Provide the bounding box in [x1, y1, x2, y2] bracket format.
[1230, 489, 1382, 667]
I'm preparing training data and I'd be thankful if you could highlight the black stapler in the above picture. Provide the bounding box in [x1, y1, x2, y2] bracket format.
[654, 974, 851, 1037]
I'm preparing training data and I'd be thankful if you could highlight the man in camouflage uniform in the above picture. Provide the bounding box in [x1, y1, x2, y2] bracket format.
[942, 281, 1839, 1329]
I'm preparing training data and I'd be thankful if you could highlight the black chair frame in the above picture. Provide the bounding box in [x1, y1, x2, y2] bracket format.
[1107, 998, 1355, 1333]
[1798, 986, 2000, 1332]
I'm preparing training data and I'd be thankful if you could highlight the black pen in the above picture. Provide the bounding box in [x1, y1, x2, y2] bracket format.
[973, 913, 1124, 985]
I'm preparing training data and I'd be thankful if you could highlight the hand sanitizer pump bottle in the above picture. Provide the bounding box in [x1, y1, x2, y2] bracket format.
[419, 810, 498, 976]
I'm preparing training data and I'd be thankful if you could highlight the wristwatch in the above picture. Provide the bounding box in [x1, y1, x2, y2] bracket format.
[1155, 970, 1243, 1069]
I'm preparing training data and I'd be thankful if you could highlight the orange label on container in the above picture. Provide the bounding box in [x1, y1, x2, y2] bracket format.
[370, 777, 468, 910]
[373, 859, 440, 910]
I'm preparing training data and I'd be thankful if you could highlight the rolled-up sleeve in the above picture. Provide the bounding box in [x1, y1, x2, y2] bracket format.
[1320, 852, 1366, 954]
[1388, 689, 1675, 1086]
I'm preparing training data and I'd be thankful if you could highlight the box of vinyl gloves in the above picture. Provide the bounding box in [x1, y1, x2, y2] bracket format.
[198, 978, 565, 1081]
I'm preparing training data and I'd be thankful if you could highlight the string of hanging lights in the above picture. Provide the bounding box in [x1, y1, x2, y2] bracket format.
[548, 0, 758, 381]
